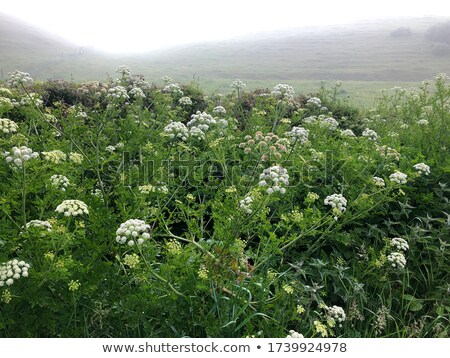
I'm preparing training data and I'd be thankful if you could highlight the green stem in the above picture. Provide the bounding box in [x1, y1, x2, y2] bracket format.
[21, 164, 26, 227]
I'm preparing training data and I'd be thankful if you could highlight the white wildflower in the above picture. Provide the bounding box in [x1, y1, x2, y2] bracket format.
[413, 163, 430, 176]
[107, 86, 129, 101]
[41, 150, 67, 164]
[129, 87, 146, 99]
[372, 176, 385, 187]
[259, 165, 289, 194]
[213, 106, 226, 115]
[362, 128, 379, 141]
[387, 252, 406, 269]
[55, 200, 89, 217]
[340, 129, 356, 137]
[178, 96, 192, 105]
[272, 84, 295, 101]
[50, 175, 70, 191]
[391, 237, 409, 252]
[0, 118, 18, 134]
[7, 70, 33, 87]
[230, 79, 246, 90]
[115, 219, 151, 246]
[0, 259, 31, 287]
[164, 121, 189, 141]
[306, 97, 322, 107]
[239, 195, 254, 214]
[26, 220, 52, 232]
[286, 126, 309, 144]
[4, 146, 39, 167]
[389, 171, 407, 184]
[327, 305, 346, 326]
[286, 330, 304, 338]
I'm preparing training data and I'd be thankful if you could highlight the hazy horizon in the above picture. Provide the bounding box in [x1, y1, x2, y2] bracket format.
[2, 0, 449, 53]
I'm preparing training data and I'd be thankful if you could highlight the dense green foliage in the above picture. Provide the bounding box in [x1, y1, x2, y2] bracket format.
[0, 69, 449, 338]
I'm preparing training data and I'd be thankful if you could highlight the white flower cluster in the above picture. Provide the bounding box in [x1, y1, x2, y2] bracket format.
[189, 127, 206, 140]
[413, 163, 430, 176]
[129, 87, 146, 99]
[186, 111, 227, 139]
[327, 305, 346, 325]
[372, 176, 385, 187]
[106, 145, 116, 153]
[55, 200, 89, 217]
[164, 121, 189, 141]
[390, 237, 409, 251]
[230, 79, 246, 90]
[41, 150, 67, 164]
[318, 116, 339, 131]
[116, 65, 132, 77]
[4, 146, 39, 167]
[163, 83, 183, 96]
[258, 165, 289, 194]
[115, 219, 151, 246]
[387, 252, 406, 269]
[324, 194, 347, 212]
[239, 195, 254, 214]
[0, 97, 14, 111]
[286, 126, 309, 145]
[161, 75, 174, 84]
[417, 119, 429, 126]
[26, 220, 52, 232]
[272, 84, 295, 101]
[0, 259, 30, 286]
[50, 175, 70, 191]
[286, 330, 304, 338]
[324, 194, 347, 219]
[306, 97, 322, 107]
[213, 106, 226, 115]
[362, 128, 379, 141]
[107, 86, 129, 101]
[178, 96, 192, 105]
[20, 93, 43, 107]
[187, 111, 217, 131]
[0, 118, 18, 134]
[7, 70, 33, 87]
[303, 115, 339, 131]
[389, 171, 407, 184]
[69, 152, 83, 164]
[340, 129, 356, 137]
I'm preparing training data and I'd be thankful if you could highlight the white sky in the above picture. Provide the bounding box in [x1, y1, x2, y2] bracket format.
[1, 0, 449, 53]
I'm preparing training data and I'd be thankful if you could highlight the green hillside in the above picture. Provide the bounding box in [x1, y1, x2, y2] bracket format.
[1, 14, 450, 104]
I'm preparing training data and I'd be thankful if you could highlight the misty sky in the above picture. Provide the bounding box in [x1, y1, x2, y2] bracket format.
[2, 0, 449, 52]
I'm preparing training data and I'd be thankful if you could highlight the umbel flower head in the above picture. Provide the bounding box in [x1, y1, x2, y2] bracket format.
[286, 330, 304, 338]
[116, 219, 151, 246]
[389, 171, 407, 184]
[7, 70, 33, 87]
[26, 220, 52, 232]
[258, 165, 289, 194]
[0, 259, 30, 287]
[0, 118, 19, 134]
[4, 146, 39, 167]
[164, 121, 189, 141]
[50, 175, 70, 191]
[55, 200, 89, 217]
[413, 163, 430, 176]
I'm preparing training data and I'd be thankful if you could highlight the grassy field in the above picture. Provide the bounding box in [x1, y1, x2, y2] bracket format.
[1, 14, 450, 106]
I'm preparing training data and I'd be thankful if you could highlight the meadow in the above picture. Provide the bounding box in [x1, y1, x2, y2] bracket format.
[0, 67, 449, 337]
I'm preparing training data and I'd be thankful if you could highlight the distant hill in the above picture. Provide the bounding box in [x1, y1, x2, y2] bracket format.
[1, 14, 450, 104]
[0, 13, 84, 80]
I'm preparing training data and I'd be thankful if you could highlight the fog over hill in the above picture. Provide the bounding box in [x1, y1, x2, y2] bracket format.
[1, 13, 450, 95]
